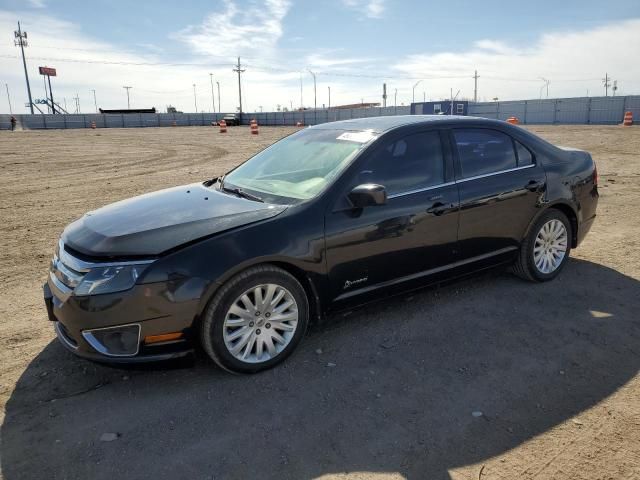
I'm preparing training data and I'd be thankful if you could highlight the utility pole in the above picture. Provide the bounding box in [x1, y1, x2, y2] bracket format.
[382, 83, 387, 108]
[193, 83, 198, 112]
[412, 80, 422, 103]
[473, 70, 479, 103]
[209, 73, 216, 113]
[603, 73, 610, 97]
[423, 91, 426, 102]
[14, 22, 34, 114]
[216, 81, 221, 113]
[233, 57, 245, 120]
[394, 88, 397, 114]
[123, 86, 132, 109]
[612, 80, 618, 96]
[74, 93, 80, 113]
[5, 83, 13, 114]
[328, 86, 331, 110]
[92, 89, 97, 113]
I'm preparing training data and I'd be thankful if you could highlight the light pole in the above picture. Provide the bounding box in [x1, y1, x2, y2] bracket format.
[307, 69, 317, 124]
[539, 77, 550, 99]
[299, 72, 303, 110]
[209, 73, 216, 113]
[216, 81, 221, 113]
[92, 89, 97, 113]
[123, 86, 132, 109]
[412, 80, 422, 103]
[394, 88, 397, 114]
[193, 83, 198, 112]
[5, 83, 12, 114]
[328, 86, 331, 110]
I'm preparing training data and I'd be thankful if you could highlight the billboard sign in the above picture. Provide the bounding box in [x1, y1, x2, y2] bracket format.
[39, 66, 57, 76]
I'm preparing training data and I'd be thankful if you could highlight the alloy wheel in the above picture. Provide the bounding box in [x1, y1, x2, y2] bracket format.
[223, 284, 299, 363]
[533, 219, 568, 274]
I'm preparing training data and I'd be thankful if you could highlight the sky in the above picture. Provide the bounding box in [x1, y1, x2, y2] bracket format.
[0, 0, 639, 114]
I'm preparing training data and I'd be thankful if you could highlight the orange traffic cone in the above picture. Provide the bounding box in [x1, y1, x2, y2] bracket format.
[622, 111, 633, 126]
[250, 119, 259, 135]
[506, 116, 520, 125]
[219, 119, 227, 133]
[90, 120, 96, 129]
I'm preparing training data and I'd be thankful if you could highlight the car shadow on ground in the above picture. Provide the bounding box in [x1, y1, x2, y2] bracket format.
[2, 258, 639, 480]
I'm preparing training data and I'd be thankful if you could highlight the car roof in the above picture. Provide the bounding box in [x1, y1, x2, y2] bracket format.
[310, 115, 501, 133]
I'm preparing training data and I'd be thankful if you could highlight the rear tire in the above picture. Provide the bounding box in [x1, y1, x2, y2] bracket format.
[513, 209, 571, 282]
[200, 265, 309, 374]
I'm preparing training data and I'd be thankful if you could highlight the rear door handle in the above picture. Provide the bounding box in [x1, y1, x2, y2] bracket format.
[426, 202, 448, 216]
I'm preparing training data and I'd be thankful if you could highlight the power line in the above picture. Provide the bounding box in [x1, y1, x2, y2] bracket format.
[0, 52, 609, 84]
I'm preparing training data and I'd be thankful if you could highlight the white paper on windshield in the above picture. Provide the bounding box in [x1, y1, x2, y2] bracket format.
[336, 131, 377, 143]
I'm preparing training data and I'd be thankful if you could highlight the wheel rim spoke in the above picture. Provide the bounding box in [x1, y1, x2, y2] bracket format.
[223, 283, 299, 364]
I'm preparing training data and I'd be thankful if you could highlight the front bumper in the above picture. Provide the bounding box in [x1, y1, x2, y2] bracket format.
[44, 278, 197, 364]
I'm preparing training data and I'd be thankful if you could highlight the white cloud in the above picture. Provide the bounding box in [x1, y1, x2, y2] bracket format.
[172, 0, 291, 57]
[392, 18, 640, 101]
[342, 0, 385, 19]
[306, 51, 375, 69]
[26, 0, 46, 8]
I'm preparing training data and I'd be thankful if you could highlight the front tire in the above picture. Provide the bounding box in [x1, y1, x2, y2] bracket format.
[200, 265, 309, 373]
[513, 209, 571, 282]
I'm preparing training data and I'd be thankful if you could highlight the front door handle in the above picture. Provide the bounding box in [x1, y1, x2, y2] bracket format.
[526, 180, 544, 192]
[426, 202, 448, 216]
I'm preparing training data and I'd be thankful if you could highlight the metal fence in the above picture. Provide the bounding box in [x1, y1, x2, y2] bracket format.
[468, 95, 640, 124]
[1, 95, 637, 130]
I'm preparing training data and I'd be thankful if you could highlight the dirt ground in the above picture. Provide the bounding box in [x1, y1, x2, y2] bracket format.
[0, 124, 638, 480]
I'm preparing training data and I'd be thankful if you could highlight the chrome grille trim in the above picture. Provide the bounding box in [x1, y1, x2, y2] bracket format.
[82, 323, 141, 357]
[51, 254, 84, 288]
[57, 240, 155, 272]
[54, 322, 78, 350]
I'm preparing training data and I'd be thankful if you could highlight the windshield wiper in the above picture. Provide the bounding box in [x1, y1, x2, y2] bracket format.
[221, 185, 264, 203]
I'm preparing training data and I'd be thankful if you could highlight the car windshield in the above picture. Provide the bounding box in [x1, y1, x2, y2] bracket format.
[222, 128, 377, 201]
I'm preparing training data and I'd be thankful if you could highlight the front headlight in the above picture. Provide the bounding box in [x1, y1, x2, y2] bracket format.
[74, 265, 147, 296]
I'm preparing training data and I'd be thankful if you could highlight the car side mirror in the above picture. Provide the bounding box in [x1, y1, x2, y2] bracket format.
[348, 184, 387, 208]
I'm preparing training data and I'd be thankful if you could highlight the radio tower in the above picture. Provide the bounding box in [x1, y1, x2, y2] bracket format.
[14, 22, 34, 114]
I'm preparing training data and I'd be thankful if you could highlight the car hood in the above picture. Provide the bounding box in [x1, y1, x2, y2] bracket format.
[62, 183, 287, 257]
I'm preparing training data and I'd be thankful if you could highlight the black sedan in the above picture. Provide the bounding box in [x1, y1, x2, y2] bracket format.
[44, 116, 598, 373]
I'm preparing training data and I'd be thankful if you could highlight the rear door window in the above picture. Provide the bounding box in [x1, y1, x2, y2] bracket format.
[454, 129, 517, 178]
[515, 140, 533, 166]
